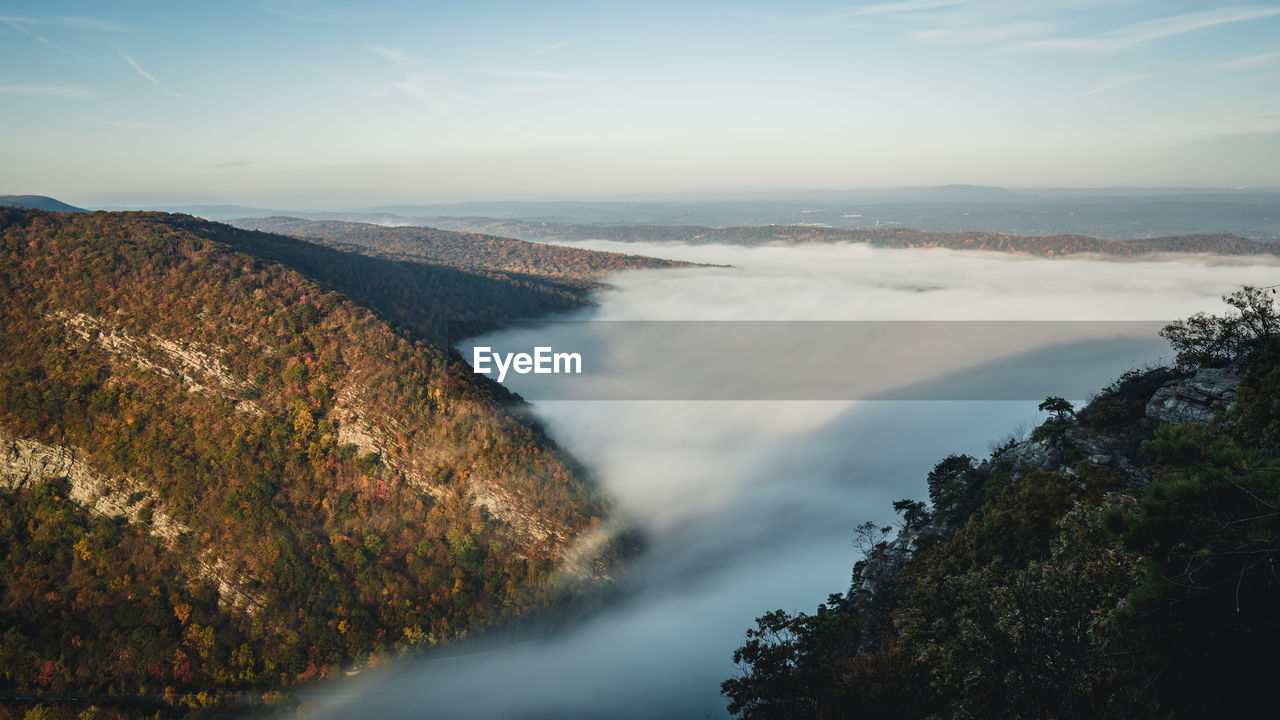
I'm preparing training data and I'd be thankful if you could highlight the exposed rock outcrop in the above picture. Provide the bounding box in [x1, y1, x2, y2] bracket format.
[975, 367, 1241, 490]
[1144, 367, 1241, 426]
[55, 310, 261, 415]
[0, 428, 266, 614]
[1, 430, 187, 541]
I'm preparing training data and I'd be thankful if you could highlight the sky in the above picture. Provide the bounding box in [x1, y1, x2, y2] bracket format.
[2, 0, 1279, 206]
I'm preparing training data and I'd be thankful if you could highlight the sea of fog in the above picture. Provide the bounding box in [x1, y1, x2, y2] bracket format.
[303, 242, 1280, 720]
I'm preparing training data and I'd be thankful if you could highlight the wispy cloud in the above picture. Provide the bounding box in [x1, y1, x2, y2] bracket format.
[37, 36, 88, 60]
[2, 15, 89, 60]
[532, 40, 573, 55]
[913, 21, 1053, 44]
[1083, 72, 1152, 96]
[1209, 50, 1280, 71]
[2, 14, 132, 31]
[368, 71, 468, 116]
[483, 69, 578, 80]
[836, 0, 964, 17]
[121, 52, 158, 84]
[392, 74, 440, 101]
[367, 47, 470, 115]
[370, 45, 417, 67]
[95, 119, 157, 130]
[263, 0, 375, 24]
[56, 16, 133, 32]
[0, 83, 97, 99]
[1015, 5, 1280, 53]
[120, 51, 194, 99]
[773, 0, 965, 30]
[1169, 129, 1280, 155]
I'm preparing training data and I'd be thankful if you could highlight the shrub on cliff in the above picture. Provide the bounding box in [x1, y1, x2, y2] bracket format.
[1160, 285, 1279, 369]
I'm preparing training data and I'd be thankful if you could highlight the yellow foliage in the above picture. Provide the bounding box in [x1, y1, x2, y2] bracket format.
[73, 536, 93, 562]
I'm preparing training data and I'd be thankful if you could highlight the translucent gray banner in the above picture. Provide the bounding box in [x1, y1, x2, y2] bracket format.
[454, 321, 1173, 401]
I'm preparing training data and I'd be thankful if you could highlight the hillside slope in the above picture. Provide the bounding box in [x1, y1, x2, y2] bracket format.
[231, 216, 689, 283]
[723, 289, 1280, 719]
[0, 208, 630, 713]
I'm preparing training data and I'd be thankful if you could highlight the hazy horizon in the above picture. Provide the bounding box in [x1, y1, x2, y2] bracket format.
[10, 182, 1280, 214]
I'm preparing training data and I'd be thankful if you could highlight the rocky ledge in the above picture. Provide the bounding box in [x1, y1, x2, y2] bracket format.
[1144, 367, 1241, 426]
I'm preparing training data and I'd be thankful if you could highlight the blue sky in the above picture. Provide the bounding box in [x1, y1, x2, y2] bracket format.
[2, 0, 1279, 206]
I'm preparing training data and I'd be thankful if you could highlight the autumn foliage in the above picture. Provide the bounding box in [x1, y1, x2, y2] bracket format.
[0, 208, 629, 713]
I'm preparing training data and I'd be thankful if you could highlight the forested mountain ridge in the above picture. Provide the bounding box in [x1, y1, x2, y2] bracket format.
[424, 217, 1278, 257]
[0, 208, 631, 715]
[154, 213, 687, 345]
[0, 195, 86, 213]
[723, 289, 1280, 719]
[230, 216, 690, 285]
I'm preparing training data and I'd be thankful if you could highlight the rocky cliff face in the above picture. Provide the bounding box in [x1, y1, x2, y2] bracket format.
[1, 430, 168, 530]
[990, 367, 1240, 488]
[46, 307, 605, 574]
[0, 428, 266, 614]
[1144, 367, 1241, 426]
[861, 366, 1244, 597]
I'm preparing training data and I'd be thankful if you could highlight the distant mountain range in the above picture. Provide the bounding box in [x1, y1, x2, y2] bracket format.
[10, 190, 1278, 250]
[60, 185, 1277, 239]
[230, 213, 1280, 262]
[411, 218, 1279, 258]
[0, 194, 86, 212]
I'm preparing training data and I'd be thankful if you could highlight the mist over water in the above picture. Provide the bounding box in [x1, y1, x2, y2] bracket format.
[308, 243, 1280, 719]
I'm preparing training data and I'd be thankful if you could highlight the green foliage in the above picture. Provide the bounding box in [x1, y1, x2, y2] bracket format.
[722, 594, 861, 720]
[1076, 367, 1178, 430]
[924, 454, 980, 530]
[1110, 423, 1280, 717]
[1038, 395, 1075, 417]
[1032, 397, 1077, 444]
[726, 496, 1142, 719]
[894, 500, 1142, 718]
[891, 499, 929, 531]
[726, 292, 1280, 718]
[352, 451, 381, 476]
[1159, 285, 1280, 369]
[945, 467, 1104, 574]
[1225, 342, 1280, 451]
[0, 484, 251, 697]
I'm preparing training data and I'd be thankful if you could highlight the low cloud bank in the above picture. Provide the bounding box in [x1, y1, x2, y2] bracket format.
[306, 242, 1277, 719]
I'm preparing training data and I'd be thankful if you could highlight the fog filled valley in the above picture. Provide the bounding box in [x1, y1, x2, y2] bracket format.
[297, 241, 1280, 719]
[3, 199, 1280, 718]
[6, 1, 1280, 716]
